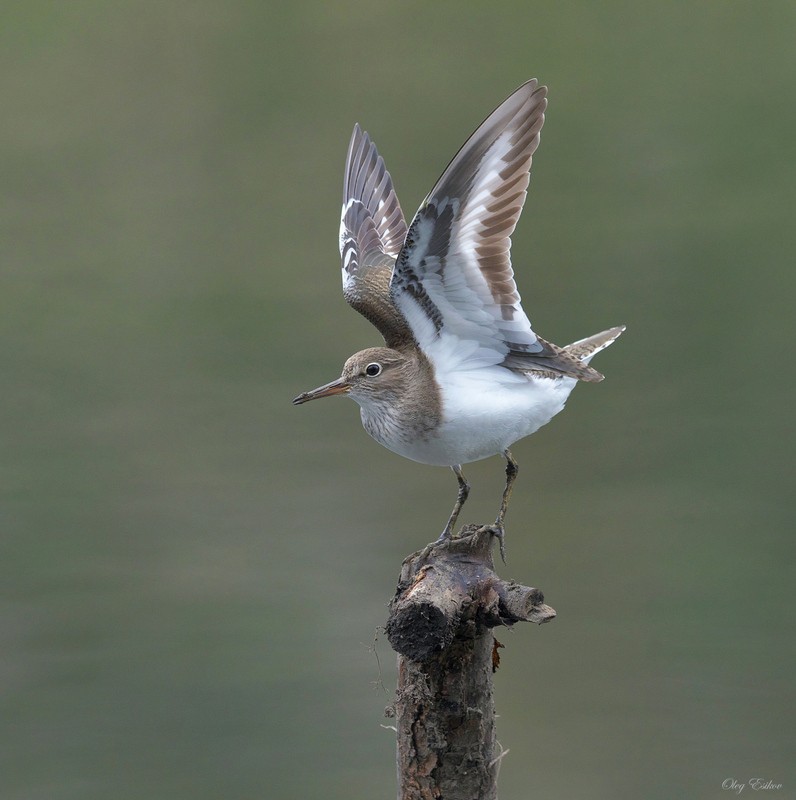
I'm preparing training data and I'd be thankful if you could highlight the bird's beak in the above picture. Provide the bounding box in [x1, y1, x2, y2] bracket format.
[292, 377, 350, 405]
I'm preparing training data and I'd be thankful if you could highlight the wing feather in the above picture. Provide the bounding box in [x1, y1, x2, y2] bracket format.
[391, 81, 543, 365]
[391, 79, 602, 381]
[339, 125, 412, 347]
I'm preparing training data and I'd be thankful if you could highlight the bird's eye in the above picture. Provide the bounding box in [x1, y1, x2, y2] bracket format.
[365, 363, 382, 377]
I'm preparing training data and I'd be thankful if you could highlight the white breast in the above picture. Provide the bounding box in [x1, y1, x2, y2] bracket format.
[362, 367, 577, 467]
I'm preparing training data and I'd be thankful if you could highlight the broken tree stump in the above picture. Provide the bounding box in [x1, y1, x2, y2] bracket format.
[385, 524, 556, 800]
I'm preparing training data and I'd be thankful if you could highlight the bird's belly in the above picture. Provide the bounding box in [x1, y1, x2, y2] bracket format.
[369, 373, 576, 467]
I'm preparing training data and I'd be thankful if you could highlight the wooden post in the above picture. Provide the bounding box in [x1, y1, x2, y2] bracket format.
[385, 525, 555, 800]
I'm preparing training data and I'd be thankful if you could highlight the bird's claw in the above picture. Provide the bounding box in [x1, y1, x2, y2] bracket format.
[476, 523, 506, 563]
[434, 527, 452, 545]
[414, 528, 450, 562]
[491, 522, 506, 564]
[426, 523, 506, 563]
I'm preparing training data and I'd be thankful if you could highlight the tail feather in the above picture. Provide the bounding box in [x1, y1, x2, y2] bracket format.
[565, 325, 626, 365]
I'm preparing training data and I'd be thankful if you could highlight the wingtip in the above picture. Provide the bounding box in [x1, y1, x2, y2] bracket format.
[603, 324, 627, 341]
[518, 77, 541, 90]
[584, 365, 605, 382]
[348, 122, 363, 148]
[516, 77, 548, 100]
[608, 324, 627, 340]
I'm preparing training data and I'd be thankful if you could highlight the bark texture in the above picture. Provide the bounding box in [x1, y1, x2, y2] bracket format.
[385, 525, 555, 800]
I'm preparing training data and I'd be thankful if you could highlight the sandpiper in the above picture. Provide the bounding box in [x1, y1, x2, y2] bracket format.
[293, 79, 624, 553]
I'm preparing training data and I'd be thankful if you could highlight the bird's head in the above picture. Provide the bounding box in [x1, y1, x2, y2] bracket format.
[292, 347, 409, 408]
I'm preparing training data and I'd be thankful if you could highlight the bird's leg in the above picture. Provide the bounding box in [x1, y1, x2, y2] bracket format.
[491, 449, 519, 561]
[435, 464, 470, 543]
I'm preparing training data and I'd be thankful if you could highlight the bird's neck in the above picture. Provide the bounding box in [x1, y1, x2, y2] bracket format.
[360, 350, 442, 447]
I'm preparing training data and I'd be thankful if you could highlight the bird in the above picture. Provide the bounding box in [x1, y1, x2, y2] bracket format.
[293, 79, 624, 556]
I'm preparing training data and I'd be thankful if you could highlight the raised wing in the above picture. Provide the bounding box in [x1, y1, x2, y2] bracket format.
[339, 125, 413, 348]
[391, 79, 601, 381]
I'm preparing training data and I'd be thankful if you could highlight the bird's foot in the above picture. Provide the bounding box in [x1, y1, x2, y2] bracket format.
[434, 526, 452, 545]
[476, 523, 507, 563]
[412, 527, 451, 563]
[418, 526, 447, 556]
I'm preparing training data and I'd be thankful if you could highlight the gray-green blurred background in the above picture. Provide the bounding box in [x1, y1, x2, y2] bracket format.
[2, 3, 794, 798]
